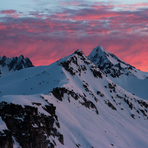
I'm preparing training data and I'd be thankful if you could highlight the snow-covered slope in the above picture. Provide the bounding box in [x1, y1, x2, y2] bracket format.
[0, 55, 34, 76]
[0, 50, 148, 148]
[88, 45, 148, 100]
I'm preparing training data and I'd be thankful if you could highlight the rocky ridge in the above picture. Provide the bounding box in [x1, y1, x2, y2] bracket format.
[88, 45, 136, 78]
[0, 55, 34, 76]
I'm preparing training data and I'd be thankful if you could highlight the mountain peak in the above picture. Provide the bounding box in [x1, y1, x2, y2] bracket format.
[18, 55, 24, 59]
[74, 49, 84, 55]
[88, 45, 109, 67]
[93, 45, 106, 52]
[0, 55, 34, 76]
[88, 45, 136, 78]
[89, 45, 108, 58]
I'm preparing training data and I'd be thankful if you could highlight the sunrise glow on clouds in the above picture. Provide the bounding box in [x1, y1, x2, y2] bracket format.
[0, 0, 148, 71]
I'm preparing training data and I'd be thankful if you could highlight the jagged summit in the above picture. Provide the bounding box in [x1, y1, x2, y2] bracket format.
[92, 45, 107, 53]
[88, 45, 131, 67]
[88, 45, 110, 66]
[0, 55, 34, 76]
[88, 45, 136, 78]
[74, 49, 83, 54]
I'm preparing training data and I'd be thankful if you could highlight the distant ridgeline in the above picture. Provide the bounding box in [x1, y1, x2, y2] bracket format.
[0, 55, 34, 76]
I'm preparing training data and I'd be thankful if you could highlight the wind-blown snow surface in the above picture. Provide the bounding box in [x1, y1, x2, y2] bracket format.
[88, 45, 148, 100]
[0, 50, 148, 148]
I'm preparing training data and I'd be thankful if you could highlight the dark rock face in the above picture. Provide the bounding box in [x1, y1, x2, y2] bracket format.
[60, 49, 103, 79]
[52, 87, 79, 101]
[0, 56, 7, 67]
[60, 61, 76, 76]
[105, 100, 117, 111]
[0, 130, 13, 148]
[60, 52, 87, 77]
[90, 66, 102, 78]
[0, 102, 63, 148]
[79, 97, 99, 115]
[52, 87, 99, 115]
[0, 55, 34, 71]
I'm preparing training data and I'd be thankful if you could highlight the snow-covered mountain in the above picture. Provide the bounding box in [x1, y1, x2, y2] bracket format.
[88, 45, 148, 100]
[0, 55, 34, 76]
[88, 45, 147, 78]
[0, 49, 148, 148]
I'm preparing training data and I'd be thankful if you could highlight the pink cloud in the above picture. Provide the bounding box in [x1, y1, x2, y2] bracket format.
[0, 10, 16, 15]
[117, 3, 148, 10]
[0, 9, 23, 18]
[1, 3, 148, 71]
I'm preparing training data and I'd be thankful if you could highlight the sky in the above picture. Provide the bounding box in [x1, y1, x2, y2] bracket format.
[0, 0, 148, 71]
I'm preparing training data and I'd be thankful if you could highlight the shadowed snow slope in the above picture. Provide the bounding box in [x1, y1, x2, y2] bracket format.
[0, 49, 148, 148]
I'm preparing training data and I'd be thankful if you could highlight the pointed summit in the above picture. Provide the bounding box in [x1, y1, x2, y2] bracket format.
[18, 55, 24, 60]
[88, 45, 109, 60]
[88, 45, 135, 78]
[93, 45, 106, 52]
[74, 49, 84, 56]
[88, 45, 110, 67]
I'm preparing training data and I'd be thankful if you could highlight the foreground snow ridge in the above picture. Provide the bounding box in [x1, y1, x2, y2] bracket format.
[0, 46, 148, 148]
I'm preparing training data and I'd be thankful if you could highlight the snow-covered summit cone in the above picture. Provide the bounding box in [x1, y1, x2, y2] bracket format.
[0, 55, 34, 76]
[88, 45, 137, 78]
